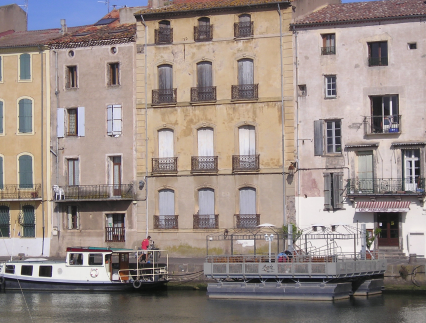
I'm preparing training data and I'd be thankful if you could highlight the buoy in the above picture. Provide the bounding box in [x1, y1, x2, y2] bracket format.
[133, 280, 142, 289]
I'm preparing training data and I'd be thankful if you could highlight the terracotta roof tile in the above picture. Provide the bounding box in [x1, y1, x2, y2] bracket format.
[294, 0, 426, 26]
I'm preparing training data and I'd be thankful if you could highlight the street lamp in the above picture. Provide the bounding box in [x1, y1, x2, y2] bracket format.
[264, 234, 274, 263]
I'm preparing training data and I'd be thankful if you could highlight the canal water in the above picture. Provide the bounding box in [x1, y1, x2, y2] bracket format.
[0, 290, 425, 323]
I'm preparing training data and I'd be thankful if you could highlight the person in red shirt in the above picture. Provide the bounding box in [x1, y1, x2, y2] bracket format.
[138, 236, 151, 262]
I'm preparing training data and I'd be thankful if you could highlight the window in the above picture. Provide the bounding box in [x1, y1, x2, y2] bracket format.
[314, 120, 342, 156]
[197, 188, 215, 228]
[370, 95, 399, 133]
[0, 100, 3, 134]
[321, 34, 335, 55]
[323, 173, 343, 210]
[195, 17, 212, 41]
[154, 64, 175, 104]
[368, 41, 388, 66]
[19, 53, 31, 80]
[67, 108, 77, 136]
[235, 14, 253, 38]
[298, 85, 307, 97]
[20, 205, 35, 237]
[88, 254, 103, 265]
[66, 65, 77, 88]
[233, 59, 257, 100]
[408, 43, 417, 50]
[58, 107, 85, 137]
[403, 149, 420, 192]
[0, 156, 3, 189]
[155, 20, 172, 44]
[5, 265, 15, 274]
[67, 206, 79, 230]
[107, 105, 122, 136]
[21, 265, 33, 276]
[109, 156, 122, 196]
[237, 187, 258, 228]
[0, 206, 10, 238]
[18, 98, 32, 133]
[39, 266, 53, 277]
[192, 62, 215, 102]
[325, 75, 336, 98]
[193, 127, 216, 171]
[0, 56, 2, 81]
[19, 155, 33, 188]
[108, 63, 120, 86]
[154, 129, 177, 173]
[326, 121, 341, 153]
[158, 189, 176, 229]
[69, 253, 83, 265]
[233, 125, 258, 171]
[105, 214, 125, 242]
[67, 159, 79, 186]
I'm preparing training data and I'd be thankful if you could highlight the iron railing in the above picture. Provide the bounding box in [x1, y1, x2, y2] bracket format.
[369, 56, 388, 66]
[0, 184, 41, 200]
[190, 86, 216, 102]
[154, 215, 178, 229]
[232, 155, 259, 172]
[234, 214, 260, 229]
[346, 178, 425, 195]
[54, 184, 134, 201]
[364, 115, 401, 134]
[231, 84, 258, 100]
[152, 157, 178, 173]
[191, 156, 218, 173]
[321, 46, 336, 55]
[105, 227, 125, 242]
[193, 214, 219, 229]
[152, 88, 177, 105]
[155, 28, 173, 44]
[194, 25, 213, 41]
[234, 21, 253, 38]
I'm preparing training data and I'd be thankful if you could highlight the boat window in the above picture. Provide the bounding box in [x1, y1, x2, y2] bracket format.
[69, 253, 83, 265]
[39, 265, 53, 277]
[5, 265, 15, 274]
[89, 254, 103, 266]
[21, 265, 33, 276]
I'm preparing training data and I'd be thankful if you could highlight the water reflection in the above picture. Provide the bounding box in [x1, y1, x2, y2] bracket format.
[0, 290, 425, 323]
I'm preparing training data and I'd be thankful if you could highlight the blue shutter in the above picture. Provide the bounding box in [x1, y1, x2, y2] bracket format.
[20, 54, 31, 80]
[0, 156, 3, 189]
[0, 101, 3, 134]
[0, 206, 10, 237]
[19, 155, 33, 188]
[77, 107, 85, 136]
[19, 99, 32, 133]
[22, 205, 35, 237]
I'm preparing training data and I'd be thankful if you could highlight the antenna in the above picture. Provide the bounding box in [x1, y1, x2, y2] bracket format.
[18, 0, 29, 30]
[98, 0, 110, 13]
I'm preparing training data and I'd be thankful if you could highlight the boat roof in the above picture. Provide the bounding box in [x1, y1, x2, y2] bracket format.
[66, 247, 134, 253]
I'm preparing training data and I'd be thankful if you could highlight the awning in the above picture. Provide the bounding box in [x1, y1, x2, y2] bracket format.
[356, 201, 411, 213]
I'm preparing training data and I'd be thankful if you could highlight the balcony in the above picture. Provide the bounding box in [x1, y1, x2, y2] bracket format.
[155, 28, 173, 44]
[364, 115, 401, 135]
[193, 214, 219, 229]
[190, 86, 216, 102]
[105, 227, 125, 242]
[154, 215, 178, 229]
[152, 157, 178, 174]
[152, 89, 177, 105]
[0, 184, 41, 200]
[368, 56, 388, 66]
[232, 155, 259, 172]
[234, 214, 260, 229]
[194, 25, 213, 42]
[346, 178, 425, 196]
[234, 21, 253, 38]
[53, 184, 134, 201]
[191, 156, 218, 173]
[231, 84, 258, 100]
[321, 46, 336, 55]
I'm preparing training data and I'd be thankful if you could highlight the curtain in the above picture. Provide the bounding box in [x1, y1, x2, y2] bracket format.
[197, 62, 212, 88]
[238, 59, 253, 85]
[239, 126, 255, 155]
[159, 129, 174, 158]
[158, 64, 173, 89]
[199, 188, 214, 215]
[239, 187, 256, 215]
[159, 189, 174, 215]
[198, 127, 214, 156]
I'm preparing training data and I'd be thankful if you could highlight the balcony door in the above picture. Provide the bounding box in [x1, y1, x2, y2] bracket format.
[158, 129, 174, 171]
[159, 189, 174, 227]
[110, 156, 122, 197]
[378, 213, 399, 247]
[239, 126, 255, 156]
[357, 151, 373, 193]
[197, 127, 214, 170]
[158, 64, 173, 103]
[403, 149, 420, 192]
[371, 95, 398, 133]
[199, 188, 214, 226]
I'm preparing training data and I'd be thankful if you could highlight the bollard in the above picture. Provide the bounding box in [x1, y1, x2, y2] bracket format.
[408, 254, 417, 264]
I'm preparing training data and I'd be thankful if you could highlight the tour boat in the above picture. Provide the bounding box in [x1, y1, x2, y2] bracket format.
[0, 247, 168, 292]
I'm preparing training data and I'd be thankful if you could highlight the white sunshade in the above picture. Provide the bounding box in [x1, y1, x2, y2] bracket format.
[257, 223, 276, 227]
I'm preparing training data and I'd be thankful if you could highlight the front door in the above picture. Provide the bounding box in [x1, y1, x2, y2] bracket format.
[377, 213, 399, 247]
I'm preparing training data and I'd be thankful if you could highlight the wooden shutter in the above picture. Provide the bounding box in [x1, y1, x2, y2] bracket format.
[107, 105, 113, 135]
[314, 120, 324, 156]
[333, 173, 344, 209]
[19, 155, 33, 188]
[20, 54, 31, 80]
[323, 173, 331, 210]
[238, 59, 253, 85]
[0, 101, 3, 134]
[158, 64, 173, 89]
[240, 187, 256, 214]
[197, 62, 212, 88]
[57, 108, 65, 138]
[19, 99, 32, 133]
[77, 107, 85, 136]
[113, 105, 122, 135]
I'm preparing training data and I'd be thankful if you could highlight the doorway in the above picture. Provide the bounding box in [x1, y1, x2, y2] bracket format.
[377, 213, 399, 247]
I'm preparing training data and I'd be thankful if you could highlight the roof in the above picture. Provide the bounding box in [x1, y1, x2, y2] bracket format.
[135, 0, 292, 16]
[293, 0, 426, 27]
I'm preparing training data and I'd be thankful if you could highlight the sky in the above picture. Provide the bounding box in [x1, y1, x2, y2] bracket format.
[1, 0, 379, 31]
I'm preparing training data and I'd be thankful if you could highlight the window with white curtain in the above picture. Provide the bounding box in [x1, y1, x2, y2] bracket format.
[239, 187, 256, 215]
[238, 58, 254, 85]
[199, 188, 215, 226]
[159, 129, 174, 158]
[239, 125, 255, 155]
[198, 127, 214, 156]
[159, 189, 175, 228]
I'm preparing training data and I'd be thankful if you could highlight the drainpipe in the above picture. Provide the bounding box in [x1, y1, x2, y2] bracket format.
[292, 25, 300, 226]
[40, 46, 45, 255]
[140, 15, 149, 238]
[278, 4, 287, 227]
[53, 49, 60, 240]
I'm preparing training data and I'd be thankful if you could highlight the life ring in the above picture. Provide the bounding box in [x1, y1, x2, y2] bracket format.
[133, 280, 142, 289]
[90, 268, 99, 278]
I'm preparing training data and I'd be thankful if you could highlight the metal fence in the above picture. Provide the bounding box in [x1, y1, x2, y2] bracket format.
[0, 184, 41, 200]
[347, 178, 425, 194]
[55, 184, 134, 200]
[193, 214, 219, 229]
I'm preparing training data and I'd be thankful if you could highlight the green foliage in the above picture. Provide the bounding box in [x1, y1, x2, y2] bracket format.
[366, 228, 382, 249]
[282, 223, 303, 243]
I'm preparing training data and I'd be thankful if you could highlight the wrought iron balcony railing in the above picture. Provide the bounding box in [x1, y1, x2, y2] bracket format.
[152, 89, 177, 105]
[232, 155, 260, 172]
[0, 184, 41, 200]
[231, 84, 258, 100]
[190, 86, 216, 102]
[154, 215, 178, 229]
[155, 28, 173, 44]
[234, 21, 253, 38]
[234, 214, 260, 229]
[152, 157, 178, 174]
[191, 156, 218, 173]
[105, 227, 125, 242]
[368, 56, 388, 66]
[364, 115, 401, 135]
[321, 46, 336, 55]
[194, 25, 213, 42]
[53, 184, 134, 201]
[346, 178, 425, 195]
[193, 214, 219, 229]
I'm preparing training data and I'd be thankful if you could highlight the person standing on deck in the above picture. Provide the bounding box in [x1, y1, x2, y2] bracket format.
[138, 236, 151, 262]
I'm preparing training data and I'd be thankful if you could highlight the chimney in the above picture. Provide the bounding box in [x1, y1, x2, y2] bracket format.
[60, 19, 67, 35]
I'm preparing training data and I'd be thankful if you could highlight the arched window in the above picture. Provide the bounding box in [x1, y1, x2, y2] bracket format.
[156, 129, 176, 172]
[192, 62, 215, 102]
[154, 65, 175, 104]
[235, 14, 253, 38]
[18, 98, 32, 133]
[19, 53, 31, 80]
[239, 125, 255, 156]
[155, 20, 172, 44]
[21, 205, 35, 237]
[197, 188, 216, 228]
[238, 58, 254, 86]
[0, 206, 10, 238]
[19, 154, 33, 188]
[158, 189, 176, 229]
[195, 17, 212, 41]
[238, 187, 257, 228]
